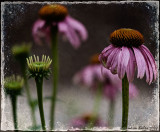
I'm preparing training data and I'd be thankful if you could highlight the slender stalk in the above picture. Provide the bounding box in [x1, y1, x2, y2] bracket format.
[35, 77, 46, 130]
[122, 74, 129, 130]
[10, 95, 18, 130]
[108, 99, 115, 128]
[21, 63, 37, 126]
[87, 83, 102, 128]
[50, 26, 58, 130]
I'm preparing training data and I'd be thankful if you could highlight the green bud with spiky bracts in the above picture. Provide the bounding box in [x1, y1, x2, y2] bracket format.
[12, 43, 31, 62]
[27, 55, 52, 79]
[4, 75, 24, 96]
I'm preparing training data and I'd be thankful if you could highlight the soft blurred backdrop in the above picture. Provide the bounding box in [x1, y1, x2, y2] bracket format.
[1, 1, 159, 131]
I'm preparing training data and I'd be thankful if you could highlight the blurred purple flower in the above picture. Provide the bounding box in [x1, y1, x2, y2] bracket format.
[99, 28, 157, 84]
[71, 114, 105, 129]
[32, 4, 88, 49]
[73, 54, 138, 101]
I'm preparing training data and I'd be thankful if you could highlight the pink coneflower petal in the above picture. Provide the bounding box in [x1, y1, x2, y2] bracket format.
[58, 21, 81, 49]
[139, 47, 153, 84]
[101, 44, 114, 54]
[106, 47, 119, 69]
[133, 47, 146, 79]
[110, 48, 121, 74]
[141, 45, 157, 81]
[66, 16, 88, 41]
[126, 48, 136, 82]
[32, 19, 46, 45]
[99, 45, 114, 64]
[101, 47, 115, 68]
[117, 47, 130, 79]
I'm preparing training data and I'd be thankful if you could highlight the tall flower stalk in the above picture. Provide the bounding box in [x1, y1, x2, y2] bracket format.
[4, 75, 24, 130]
[99, 28, 157, 130]
[122, 74, 129, 129]
[32, 4, 88, 129]
[50, 26, 59, 129]
[12, 44, 37, 127]
[27, 55, 52, 130]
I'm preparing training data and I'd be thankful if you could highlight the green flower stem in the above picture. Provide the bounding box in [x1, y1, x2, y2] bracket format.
[10, 95, 18, 130]
[122, 74, 129, 130]
[35, 77, 46, 130]
[50, 26, 58, 130]
[88, 83, 102, 128]
[108, 99, 115, 128]
[21, 62, 37, 126]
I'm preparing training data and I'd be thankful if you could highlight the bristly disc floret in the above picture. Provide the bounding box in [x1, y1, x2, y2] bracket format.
[39, 4, 68, 22]
[27, 55, 52, 79]
[4, 75, 24, 95]
[110, 28, 144, 47]
[89, 54, 101, 65]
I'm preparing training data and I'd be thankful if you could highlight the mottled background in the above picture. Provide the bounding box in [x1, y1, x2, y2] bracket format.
[1, 1, 159, 131]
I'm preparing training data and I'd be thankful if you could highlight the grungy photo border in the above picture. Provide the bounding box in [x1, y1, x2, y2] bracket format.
[1, 1, 159, 131]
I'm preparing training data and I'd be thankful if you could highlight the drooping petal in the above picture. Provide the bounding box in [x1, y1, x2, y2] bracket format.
[101, 44, 114, 54]
[129, 83, 139, 98]
[101, 46, 115, 68]
[139, 46, 153, 84]
[99, 45, 114, 63]
[117, 47, 130, 79]
[126, 48, 136, 82]
[106, 47, 119, 69]
[58, 21, 81, 49]
[65, 16, 88, 41]
[133, 47, 146, 79]
[141, 45, 157, 81]
[110, 48, 121, 74]
[32, 19, 45, 35]
[32, 19, 46, 45]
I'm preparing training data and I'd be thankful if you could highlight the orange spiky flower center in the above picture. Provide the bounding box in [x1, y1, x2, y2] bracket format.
[89, 54, 101, 65]
[39, 4, 68, 22]
[110, 28, 144, 47]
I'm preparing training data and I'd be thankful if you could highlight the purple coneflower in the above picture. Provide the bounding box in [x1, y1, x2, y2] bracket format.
[71, 114, 105, 129]
[32, 4, 88, 49]
[99, 28, 157, 129]
[99, 28, 157, 84]
[32, 4, 88, 130]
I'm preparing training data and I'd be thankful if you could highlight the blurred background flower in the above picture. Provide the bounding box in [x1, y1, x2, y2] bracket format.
[32, 4, 88, 49]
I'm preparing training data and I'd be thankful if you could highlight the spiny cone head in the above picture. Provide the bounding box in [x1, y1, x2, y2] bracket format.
[89, 54, 101, 65]
[27, 55, 52, 79]
[39, 4, 68, 22]
[110, 28, 144, 47]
